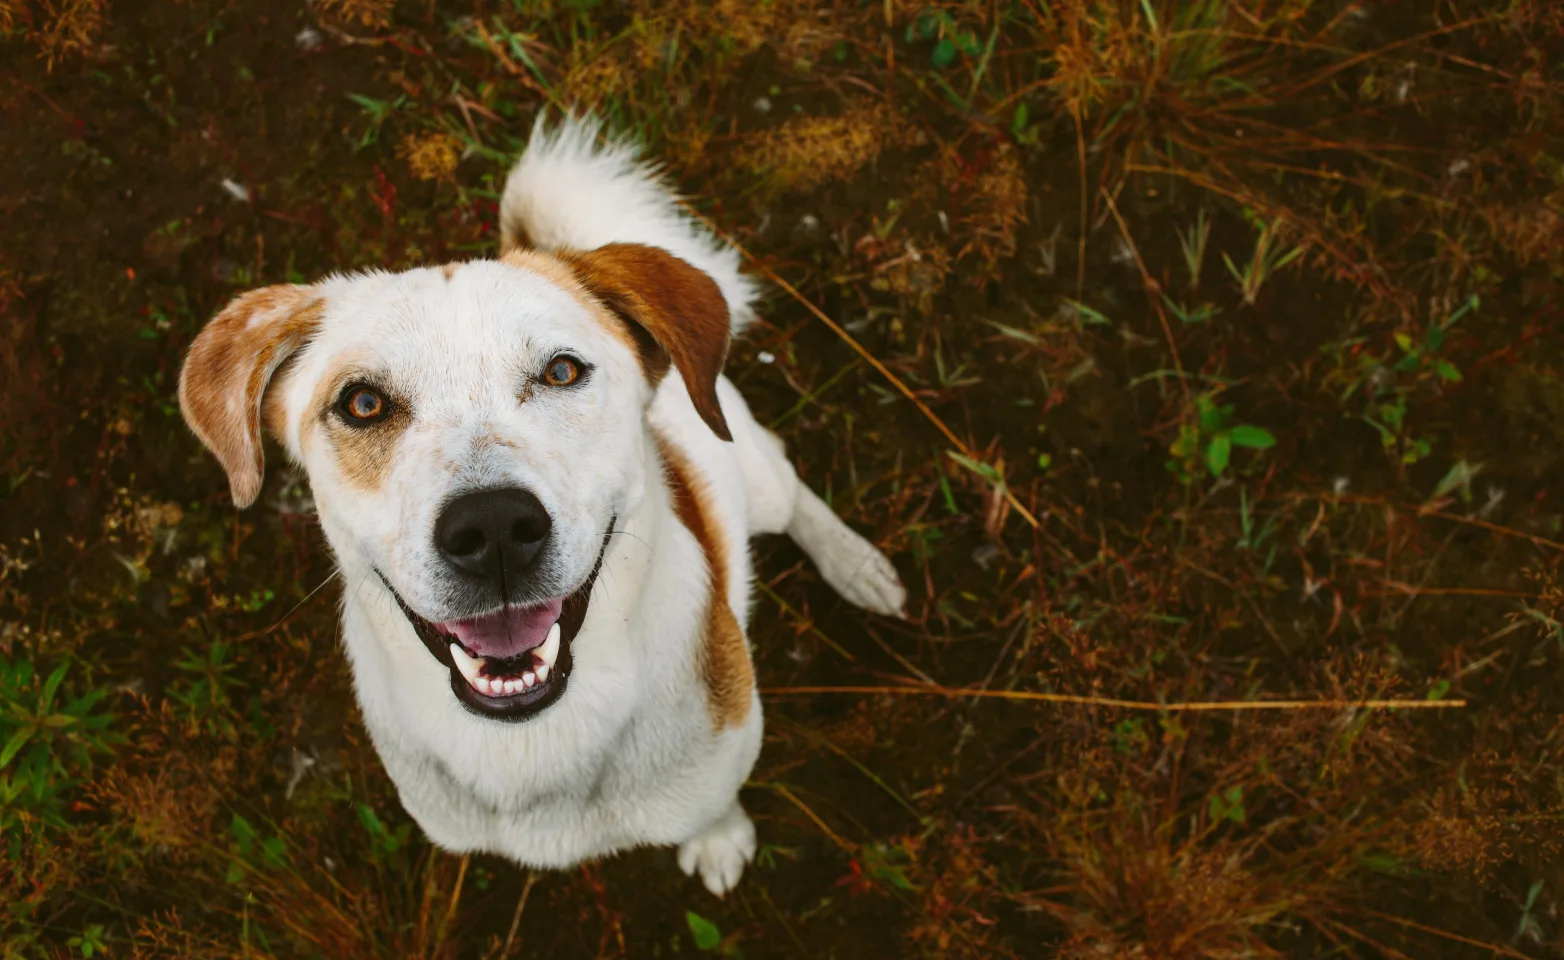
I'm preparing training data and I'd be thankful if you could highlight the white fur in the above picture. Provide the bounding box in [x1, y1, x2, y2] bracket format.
[238, 116, 905, 897]
[500, 113, 759, 334]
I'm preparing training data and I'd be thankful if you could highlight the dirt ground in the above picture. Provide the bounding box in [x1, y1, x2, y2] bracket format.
[2, 1, 1563, 957]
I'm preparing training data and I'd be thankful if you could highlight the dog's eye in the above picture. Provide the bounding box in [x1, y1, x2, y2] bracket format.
[341, 386, 388, 423]
[543, 356, 582, 387]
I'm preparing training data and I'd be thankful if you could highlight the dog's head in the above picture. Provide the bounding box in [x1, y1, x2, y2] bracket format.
[179, 244, 731, 721]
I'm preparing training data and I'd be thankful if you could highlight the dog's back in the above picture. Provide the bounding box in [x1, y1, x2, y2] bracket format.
[499, 115, 758, 335]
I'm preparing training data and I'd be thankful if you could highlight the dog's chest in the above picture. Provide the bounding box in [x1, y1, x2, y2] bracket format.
[366, 663, 743, 866]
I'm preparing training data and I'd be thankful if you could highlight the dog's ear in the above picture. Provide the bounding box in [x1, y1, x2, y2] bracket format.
[563, 243, 733, 441]
[178, 285, 323, 508]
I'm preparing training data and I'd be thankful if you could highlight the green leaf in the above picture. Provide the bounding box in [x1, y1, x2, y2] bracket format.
[0, 728, 32, 770]
[1206, 433, 1232, 477]
[1011, 101, 1029, 136]
[931, 37, 958, 68]
[1228, 425, 1276, 449]
[1434, 359, 1462, 382]
[1061, 298, 1112, 326]
[686, 911, 722, 951]
[41, 662, 69, 709]
[946, 451, 1004, 486]
[1137, 0, 1160, 31]
[261, 836, 289, 869]
[1431, 459, 1482, 501]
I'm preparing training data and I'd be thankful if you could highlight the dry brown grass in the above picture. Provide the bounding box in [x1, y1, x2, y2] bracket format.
[8, 0, 106, 70]
[739, 103, 923, 193]
[312, 0, 393, 29]
[398, 132, 462, 183]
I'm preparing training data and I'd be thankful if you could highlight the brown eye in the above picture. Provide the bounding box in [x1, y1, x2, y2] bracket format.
[544, 356, 582, 387]
[341, 387, 387, 422]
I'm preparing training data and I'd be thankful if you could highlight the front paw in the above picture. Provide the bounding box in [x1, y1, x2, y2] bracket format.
[677, 803, 757, 897]
[818, 534, 907, 618]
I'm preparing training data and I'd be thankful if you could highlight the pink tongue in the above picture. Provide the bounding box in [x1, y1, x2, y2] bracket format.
[442, 598, 564, 660]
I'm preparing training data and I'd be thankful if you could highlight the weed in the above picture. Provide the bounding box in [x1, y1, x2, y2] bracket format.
[398, 131, 462, 183]
[1167, 392, 1276, 485]
[1221, 215, 1304, 307]
[1176, 206, 1210, 292]
[0, 659, 117, 837]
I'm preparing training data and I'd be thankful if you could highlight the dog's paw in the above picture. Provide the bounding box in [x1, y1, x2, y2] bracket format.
[677, 804, 756, 897]
[814, 529, 908, 618]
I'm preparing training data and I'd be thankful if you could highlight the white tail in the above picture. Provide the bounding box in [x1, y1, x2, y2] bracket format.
[499, 113, 757, 335]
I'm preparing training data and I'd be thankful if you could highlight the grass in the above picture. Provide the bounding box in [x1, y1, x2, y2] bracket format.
[1, 0, 1563, 956]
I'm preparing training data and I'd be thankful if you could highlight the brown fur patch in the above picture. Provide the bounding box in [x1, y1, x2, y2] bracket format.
[500, 249, 646, 363]
[561, 244, 733, 441]
[441, 262, 461, 281]
[178, 287, 323, 507]
[305, 366, 413, 493]
[654, 431, 753, 731]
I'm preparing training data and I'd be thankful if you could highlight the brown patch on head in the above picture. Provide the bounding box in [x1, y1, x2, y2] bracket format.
[324, 408, 412, 492]
[441, 262, 461, 281]
[654, 431, 753, 731]
[501, 248, 646, 364]
[560, 243, 733, 441]
[178, 286, 323, 507]
[304, 366, 413, 493]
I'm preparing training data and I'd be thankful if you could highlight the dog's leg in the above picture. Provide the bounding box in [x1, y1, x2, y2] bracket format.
[785, 482, 907, 617]
[677, 800, 757, 897]
[721, 381, 907, 617]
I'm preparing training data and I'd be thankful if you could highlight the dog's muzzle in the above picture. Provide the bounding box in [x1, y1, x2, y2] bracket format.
[380, 518, 615, 722]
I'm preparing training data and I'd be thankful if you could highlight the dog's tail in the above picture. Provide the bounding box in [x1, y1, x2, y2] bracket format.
[499, 113, 757, 335]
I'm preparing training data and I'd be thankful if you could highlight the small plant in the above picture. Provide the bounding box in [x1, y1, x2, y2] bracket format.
[1161, 293, 1220, 326]
[1223, 216, 1303, 306]
[1334, 295, 1478, 467]
[685, 910, 741, 955]
[1177, 206, 1211, 291]
[225, 812, 290, 884]
[0, 658, 117, 837]
[167, 641, 245, 739]
[345, 91, 408, 150]
[66, 923, 107, 958]
[356, 801, 412, 866]
[1167, 393, 1277, 485]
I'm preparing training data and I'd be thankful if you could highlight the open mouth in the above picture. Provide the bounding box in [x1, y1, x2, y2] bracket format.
[381, 519, 614, 722]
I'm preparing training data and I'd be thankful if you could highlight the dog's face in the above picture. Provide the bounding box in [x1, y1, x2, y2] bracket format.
[179, 245, 732, 722]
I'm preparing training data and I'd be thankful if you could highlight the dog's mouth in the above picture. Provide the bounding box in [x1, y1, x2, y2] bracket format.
[382, 519, 614, 722]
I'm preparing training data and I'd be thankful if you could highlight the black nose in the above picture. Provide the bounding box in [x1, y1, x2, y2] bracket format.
[434, 487, 552, 580]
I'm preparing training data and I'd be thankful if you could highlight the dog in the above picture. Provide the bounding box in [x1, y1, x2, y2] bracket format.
[177, 115, 906, 895]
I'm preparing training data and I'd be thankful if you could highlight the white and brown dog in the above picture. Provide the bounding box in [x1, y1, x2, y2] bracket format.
[177, 116, 906, 896]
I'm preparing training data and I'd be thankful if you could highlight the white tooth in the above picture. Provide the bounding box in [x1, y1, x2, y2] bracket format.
[506, 679, 522, 695]
[538, 622, 561, 669]
[535, 663, 550, 684]
[523, 671, 537, 688]
[450, 644, 486, 686]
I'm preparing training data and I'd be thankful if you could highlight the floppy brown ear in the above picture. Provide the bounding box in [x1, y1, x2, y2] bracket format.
[177, 285, 323, 508]
[562, 243, 733, 441]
